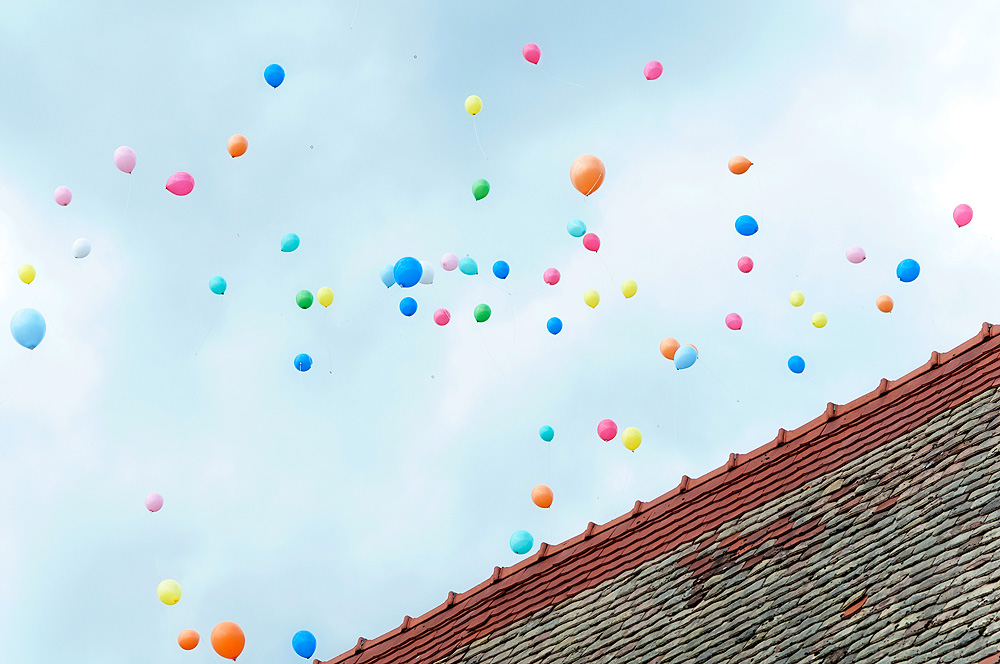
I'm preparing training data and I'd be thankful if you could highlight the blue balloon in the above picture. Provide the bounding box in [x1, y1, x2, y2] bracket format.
[380, 264, 395, 288]
[788, 355, 805, 374]
[294, 354, 313, 372]
[10, 308, 45, 350]
[393, 257, 423, 288]
[539, 426, 554, 442]
[209, 276, 227, 295]
[546, 317, 563, 335]
[281, 233, 300, 252]
[735, 215, 759, 237]
[292, 630, 317, 659]
[567, 219, 587, 238]
[264, 63, 285, 88]
[674, 345, 697, 370]
[459, 257, 478, 275]
[399, 297, 417, 316]
[492, 260, 510, 279]
[510, 530, 534, 555]
[896, 259, 920, 283]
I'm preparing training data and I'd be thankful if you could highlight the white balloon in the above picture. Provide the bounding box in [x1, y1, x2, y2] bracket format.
[419, 260, 435, 284]
[72, 238, 92, 259]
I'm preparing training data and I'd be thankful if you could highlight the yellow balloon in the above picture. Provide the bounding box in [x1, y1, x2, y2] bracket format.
[464, 95, 483, 115]
[621, 279, 637, 299]
[157, 579, 182, 605]
[622, 427, 642, 451]
[812, 312, 828, 328]
[18, 264, 35, 285]
[584, 289, 600, 308]
[789, 290, 804, 307]
[317, 287, 334, 308]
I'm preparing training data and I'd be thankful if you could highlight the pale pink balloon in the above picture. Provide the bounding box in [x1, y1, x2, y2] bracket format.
[737, 256, 754, 273]
[644, 60, 663, 80]
[165, 172, 195, 196]
[543, 268, 561, 285]
[522, 43, 540, 65]
[53, 186, 72, 206]
[113, 146, 137, 174]
[145, 493, 164, 512]
[582, 233, 600, 252]
[953, 204, 973, 227]
[725, 313, 743, 330]
[441, 253, 459, 271]
[433, 308, 451, 326]
[845, 246, 866, 264]
[597, 419, 618, 442]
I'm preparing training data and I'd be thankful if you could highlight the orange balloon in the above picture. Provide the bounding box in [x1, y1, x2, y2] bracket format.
[178, 629, 200, 651]
[659, 337, 680, 360]
[876, 295, 894, 313]
[728, 155, 752, 175]
[570, 154, 605, 196]
[531, 485, 553, 508]
[227, 134, 248, 158]
[211, 621, 245, 660]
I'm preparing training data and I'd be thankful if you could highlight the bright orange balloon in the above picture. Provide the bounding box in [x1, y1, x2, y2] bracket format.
[211, 622, 245, 660]
[728, 155, 752, 175]
[570, 154, 605, 196]
[178, 629, 200, 651]
[227, 134, 248, 158]
[876, 295, 894, 313]
[531, 485, 553, 508]
[659, 337, 680, 360]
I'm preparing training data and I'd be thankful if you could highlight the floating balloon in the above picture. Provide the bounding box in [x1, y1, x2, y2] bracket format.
[157, 579, 182, 605]
[644, 60, 663, 80]
[789, 290, 804, 307]
[211, 621, 245, 660]
[317, 287, 334, 307]
[145, 493, 163, 512]
[584, 289, 600, 308]
[399, 297, 417, 316]
[510, 530, 533, 555]
[674, 344, 697, 370]
[788, 355, 805, 374]
[264, 63, 285, 88]
[474, 303, 491, 322]
[846, 246, 866, 264]
[459, 257, 478, 275]
[876, 295, 894, 313]
[11, 309, 45, 350]
[621, 280, 637, 298]
[472, 178, 490, 201]
[296, 290, 314, 309]
[441, 253, 459, 271]
[954, 204, 973, 227]
[209, 276, 227, 295]
[522, 43, 540, 64]
[465, 95, 483, 115]
[728, 156, 752, 175]
[622, 427, 642, 451]
[896, 259, 920, 283]
[281, 233, 300, 252]
[582, 233, 601, 252]
[531, 485, 553, 508]
[659, 337, 680, 360]
[227, 134, 248, 158]
[725, 313, 743, 330]
[53, 186, 72, 206]
[380, 264, 395, 288]
[433, 308, 451, 326]
[543, 268, 560, 285]
[178, 630, 200, 651]
[492, 261, 510, 279]
[570, 154, 605, 196]
[113, 146, 137, 174]
[735, 215, 758, 236]
[72, 238, 92, 259]
[567, 219, 587, 237]
[597, 419, 618, 442]
[737, 256, 754, 273]
[546, 317, 562, 335]
[419, 261, 435, 284]
[18, 264, 35, 284]
[812, 312, 828, 328]
[292, 631, 317, 659]
[539, 425, 554, 442]
[393, 257, 423, 288]
[294, 354, 312, 372]
[166, 172, 195, 196]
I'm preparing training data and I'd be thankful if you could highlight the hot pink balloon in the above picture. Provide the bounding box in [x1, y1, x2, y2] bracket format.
[522, 43, 540, 65]
[433, 308, 451, 326]
[543, 268, 561, 285]
[582, 233, 601, 252]
[53, 186, 72, 206]
[845, 246, 866, 264]
[644, 61, 663, 80]
[113, 146, 137, 174]
[441, 253, 459, 271]
[597, 419, 618, 442]
[737, 256, 754, 273]
[725, 313, 743, 331]
[165, 172, 195, 196]
[953, 204, 973, 227]
[145, 493, 164, 513]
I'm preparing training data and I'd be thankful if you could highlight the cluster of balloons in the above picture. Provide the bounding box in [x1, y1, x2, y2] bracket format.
[658, 337, 697, 370]
[596, 419, 643, 450]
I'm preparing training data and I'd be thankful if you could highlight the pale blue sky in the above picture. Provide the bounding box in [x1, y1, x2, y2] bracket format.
[2, 1, 1000, 662]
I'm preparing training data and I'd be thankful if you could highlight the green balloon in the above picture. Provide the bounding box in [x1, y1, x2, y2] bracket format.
[296, 289, 314, 309]
[474, 303, 491, 322]
[472, 178, 490, 201]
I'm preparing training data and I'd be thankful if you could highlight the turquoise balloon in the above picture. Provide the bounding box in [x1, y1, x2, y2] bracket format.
[567, 219, 587, 237]
[10, 308, 45, 350]
[281, 233, 300, 252]
[209, 276, 227, 295]
[510, 530, 533, 555]
[459, 257, 478, 275]
[539, 426, 554, 442]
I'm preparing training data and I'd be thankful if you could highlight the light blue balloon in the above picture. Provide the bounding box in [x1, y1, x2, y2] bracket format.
[788, 355, 805, 374]
[735, 215, 759, 237]
[399, 297, 417, 316]
[294, 354, 313, 372]
[459, 257, 478, 275]
[10, 308, 45, 350]
[567, 219, 587, 237]
[674, 345, 697, 370]
[292, 630, 317, 659]
[539, 426, 554, 442]
[492, 260, 510, 279]
[264, 63, 285, 88]
[209, 276, 227, 295]
[393, 257, 423, 288]
[380, 264, 395, 288]
[896, 259, 920, 283]
[510, 530, 533, 555]
[281, 233, 300, 252]
[546, 317, 563, 335]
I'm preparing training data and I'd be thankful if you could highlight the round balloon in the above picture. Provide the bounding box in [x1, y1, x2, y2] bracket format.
[788, 355, 805, 374]
[896, 259, 920, 283]
[644, 60, 663, 80]
[433, 308, 451, 326]
[621, 280, 637, 298]
[292, 630, 317, 659]
[53, 186, 72, 206]
[735, 215, 758, 236]
[317, 287, 334, 307]
[399, 297, 417, 316]
[876, 295, 894, 313]
[178, 630, 200, 651]
[227, 134, 248, 158]
[728, 156, 752, 175]
[211, 621, 245, 660]
[674, 344, 697, 370]
[114, 146, 137, 174]
[419, 261, 435, 284]
[531, 485, 553, 508]
[584, 289, 600, 308]
[539, 425, 554, 442]
[459, 257, 478, 275]
[789, 290, 804, 307]
[597, 419, 618, 441]
[10, 309, 46, 350]
[510, 530, 533, 555]
[209, 276, 227, 295]
[954, 204, 973, 227]
[622, 427, 642, 451]
[465, 95, 483, 115]
[725, 313, 743, 330]
[294, 354, 312, 372]
[393, 257, 423, 288]
[145, 493, 164, 512]
[846, 246, 866, 264]
[492, 261, 510, 279]
[474, 303, 491, 322]
[582, 233, 601, 252]
[522, 43, 541, 64]
[166, 172, 195, 196]
[157, 579, 182, 605]
[546, 317, 562, 335]
[441, 253, 459, 271]
[72, 238, 92, 259]
[380, 264, 395, 288]
[543, 268, 560, 285]
[570, 154, 605, 196]
[737, 256, 754, 273]
[18, 264, 35, 284]
[281, 233, 300, 252]
[472, 178, 490, 201]
[264, 63, 285, 88]
[567, 219, 587, 237]
[659, 337, 680, 360]
[296, 290, 314, 309]
[812, 312, 828, 328]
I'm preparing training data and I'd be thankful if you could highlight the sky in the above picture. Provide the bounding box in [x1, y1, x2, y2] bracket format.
[2, 1, 1000, 662]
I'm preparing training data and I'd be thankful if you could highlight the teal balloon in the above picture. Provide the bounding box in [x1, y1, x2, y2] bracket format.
[459, 257, 478, 275]
[281, 233, 300, 252]
[510, 530, 533, 555]
[567, 219, 587, 237]
[209, 276, 227, 295]
[539, 426, 554, 442]
[10, 308, 45, 350]
[380, 264, 395, 288]
[292, 631, 317, 659]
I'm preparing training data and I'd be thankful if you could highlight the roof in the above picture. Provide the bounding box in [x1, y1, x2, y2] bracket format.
[320, 323, 1000, 664]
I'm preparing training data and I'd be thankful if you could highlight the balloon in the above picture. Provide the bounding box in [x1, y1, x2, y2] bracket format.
[896, 259, 920, 283]
[433, 308, 451, 326]
[954, 204, 973, 227]
[145, 493, 163, 512]
[570, 154, 605, 196]
[264, 63, 285, 88]
[876, 295, 894, 313]
[522, 43, 540, 64]
[728, 156, 752, 175]
[531, 485, 553, 508]
[281, 233, 300, 252]
[18, 264, 35, 284]
[317, 287, 334, 307]
[292, 631, 317, 659]
[582, 233, 601, 252]
[737, 256, 754, 273]
[10, 309, 45, 350]
[157, 579, 182, 605]
[788, 355, 805, 374]
[621, 280, 637, 298]
[294, 354, 312, 371]
[296, 290, 314, 309]
[846, 246, 866, 264]
[211, 621, 245, 660]
[393, 257, 423, 288]
[725, 313, 743, 330]
[622, 427, 642, 451]
[178, 630, 200, 651]
[53, 186, 72, 206]
[113, 146, 137, 174]
[474, 304, 491, 323]
[472, 178, 490, 201]
[419, 261, 435, 284]
[546, 317, 562, 335]
[539, 425, 554, 442]
[789, 290, 804, 307]
[659, 337, 680, 360]
[72, 238, 92, 259]
[227, 134, 248, 158]
[492, 261, 510, 279]
[543, 268, 560, 285]
[399, 297, 417, 316]
[459, 257, 478, 275]
[584, 289, 600, 308]
[644, 60, 663, 80]
[380, 264, 396, 288]
[674, 344, 697, 370]
[735, 215, 758, 236]
[510, 530, 533, 555]
[209, 276, 227, 295]
[597, 419, 618, 442]
[441, 253, 459, 271]
[166, 172, 195, 196]
[567, 219, 587, 237]
[812, 312, 828, 328]
[465, 95, 483, 115]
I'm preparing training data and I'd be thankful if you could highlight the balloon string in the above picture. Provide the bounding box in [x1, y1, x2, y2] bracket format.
[473, 119, 488, 160]
[337, 289, 392, 326]
[194, 298, 225, 356]
[0, 352, 32, 407]
[700, 359, 741, 404]
[324, 313, 334, 374]
[539, 66, 584, 89]
[122, 177, 133, 227]
[597, 253, 617, 289]
[478, 326, 505, 377]
[349, 0, 361, 29]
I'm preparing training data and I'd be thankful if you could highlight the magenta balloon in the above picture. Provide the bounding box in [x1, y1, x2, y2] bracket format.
[433, 308, 451, 326]
[53, 186, 72, 206]
[737, 256, 754, 273]
[845, 246, 866, 264]
[522, 43, 540, 65]
[145, 492, 164, 512]
[441, 253, 459, 271]
[165, 172, 195, 196]
[582, 233, 601, 252]
[953, 204, 973, 227]
[597, 419, 618, 442]
[543, 268, 561, 285]
[725, 313, 743, 330]
[113, 146, 137, 174]
[644, 60, 663, 80]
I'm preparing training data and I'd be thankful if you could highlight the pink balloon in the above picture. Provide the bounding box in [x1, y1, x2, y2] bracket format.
[145, 493, 163, 512]
[543, 268, 561, 285]
[53, 186, 72, 206]
[725, 313, 743, 330]
[165, 172, 195, 196]
[113, 146, 136, 174]
[441, 253, 459, 271]
[582, 233, 601, 252]
[597, 419, 618, 442]
[522, 43, 540, 65]
[433, 308, 451, 326]
[737, 256, 754, 273]
[953, 204, 973, 227]
[644, 60, 663, 80]
[845, 246, 866, 264]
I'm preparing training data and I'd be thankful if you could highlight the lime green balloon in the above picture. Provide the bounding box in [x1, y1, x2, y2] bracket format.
[296, 290, 314, 309]
[474, 303, 491, 322]
[472, 179, 490, 201]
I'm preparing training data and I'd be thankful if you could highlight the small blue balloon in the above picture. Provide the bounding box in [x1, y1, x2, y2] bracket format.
[492, 260, 510, 279]
[788, 355, 805, 374]
[291, 630, 317, 659]
[546, 317, 563, 335]
[735, 215, 759, 237]
[393, 257, 423, 288]
[567, 219, 587, 238]
[209, 276, 227, 295]
[380, 264, 395, 288]
[294, 354, 313, 372]
[399, 297, 418, 316]
[281, 233, 300, 252]
[264, 63, 285, 88]
[10, 308, 45, 350]
[539, 426, 554, 442]
[459, 257, 478, 275]
[896, 259, 920, 283]
[510, 530, 534, 555]
[674, 345, 697, 370]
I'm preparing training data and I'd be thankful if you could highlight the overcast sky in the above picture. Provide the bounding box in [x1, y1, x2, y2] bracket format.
[2, 1, 1000, 662]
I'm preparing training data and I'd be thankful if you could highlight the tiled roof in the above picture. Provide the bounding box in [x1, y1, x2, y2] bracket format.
[320, 323, 1000, 664]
